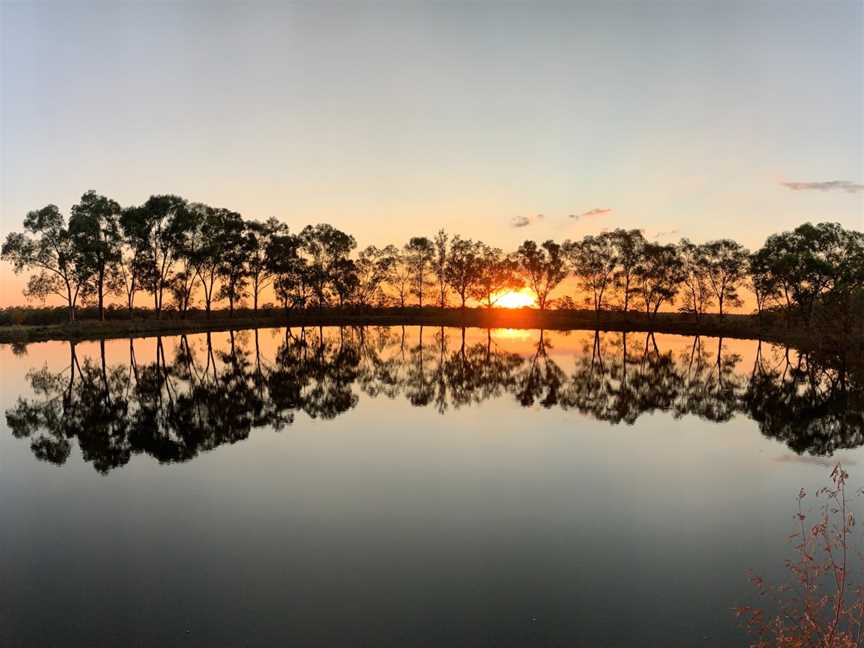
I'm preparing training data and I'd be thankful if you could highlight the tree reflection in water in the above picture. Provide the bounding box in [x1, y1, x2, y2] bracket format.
[5, 326, 862, 473]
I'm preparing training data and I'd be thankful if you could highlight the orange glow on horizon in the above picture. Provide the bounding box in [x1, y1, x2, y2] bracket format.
[492, 288, 537, 309]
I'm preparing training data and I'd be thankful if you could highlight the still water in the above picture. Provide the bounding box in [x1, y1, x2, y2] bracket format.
[1, 326, 862, 647]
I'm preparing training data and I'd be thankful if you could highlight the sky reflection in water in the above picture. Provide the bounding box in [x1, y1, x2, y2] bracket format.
[0, 326, 862, 647]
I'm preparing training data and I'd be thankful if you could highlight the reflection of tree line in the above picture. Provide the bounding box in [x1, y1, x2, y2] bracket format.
[6, 328, 863, 472]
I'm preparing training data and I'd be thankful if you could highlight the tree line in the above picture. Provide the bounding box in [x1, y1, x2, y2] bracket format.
[2, 191, 862, 329]
[6, 327, 861, 473]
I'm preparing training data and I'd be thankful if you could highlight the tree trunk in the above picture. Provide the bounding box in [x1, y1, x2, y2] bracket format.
[623, 276, 630, 312]
[66, 282, 76, 321]
[98, 269, 105, 321]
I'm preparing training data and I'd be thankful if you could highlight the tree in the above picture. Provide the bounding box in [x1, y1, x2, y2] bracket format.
[108, 221, 146, 318]
[183, 203, 223, 317]
[470, 245, 522, 308]
[246, 217, 285, 312]
[169, 268, 196, 315]
[566, 233, 617, 316]
[823, 228, 864, 335]
[353, 245, 398, 307]
[387, 250, 413, 307]
[267, 231, 308, 311]
[68, 191, 123, 321]
[754, 223, 842, 323]
[299, 224, 357, 307]
[433, 229, 449, 308]
[120, 195, 190, 318]
[609, 229, 646, 312]
[167, 203, 207, 316]
[678, 239, 713, 319]
[329, 257, 359, 307]
[404, 236, 435, 307]
[515, 240, 567, 310]
[702, 239, 749, 316]
[1, 205, 86, 321]
[216, 210, 253, 315]
[747, 248, 779, 315]
[634, 243, 684, 316]
[444, 236, 482, 308]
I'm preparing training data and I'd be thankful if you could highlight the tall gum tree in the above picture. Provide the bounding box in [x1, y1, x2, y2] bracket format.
[69, 191, 123, 321]
[404, 236, 435, 307]
[634, 243, 685, 317]
[516, 240, 567, 310]
[1, 205, 86, 321]
[299, 224, 356, 307]
[444, 236, 482, 308]
[609, 229, 646, 312]
[566, 233, 617, 317]
[120, 195, 189, 318]
[702, 239, 749, 316]
[246, 217, 286, 312]
[470, 245, 522, 308]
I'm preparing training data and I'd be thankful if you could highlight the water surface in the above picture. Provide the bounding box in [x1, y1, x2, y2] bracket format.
[1, 326, 861, 647]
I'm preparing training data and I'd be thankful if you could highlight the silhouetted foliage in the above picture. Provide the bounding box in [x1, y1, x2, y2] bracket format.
[3, 191, 861, 339]
[8, 327, 860, 473]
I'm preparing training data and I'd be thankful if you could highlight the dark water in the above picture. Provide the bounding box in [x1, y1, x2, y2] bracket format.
[1, 326, 862, 647]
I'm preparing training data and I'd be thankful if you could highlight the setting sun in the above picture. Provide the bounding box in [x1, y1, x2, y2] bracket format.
[493, 289, 537, 309]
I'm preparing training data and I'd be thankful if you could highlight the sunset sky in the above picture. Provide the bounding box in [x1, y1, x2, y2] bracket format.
[1, 0, 861, 307]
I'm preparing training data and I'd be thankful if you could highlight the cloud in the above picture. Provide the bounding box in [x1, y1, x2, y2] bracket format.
[653, 229, 680, 240]
[781, 180, 863, 193]
[510, 213, 544, 228]
[570, 208, 612, 221]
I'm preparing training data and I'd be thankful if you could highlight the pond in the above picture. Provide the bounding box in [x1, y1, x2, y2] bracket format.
[1, 326, 862, 647]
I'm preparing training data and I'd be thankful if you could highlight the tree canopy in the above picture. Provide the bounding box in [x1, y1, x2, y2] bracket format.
[3, 190, 861, 326]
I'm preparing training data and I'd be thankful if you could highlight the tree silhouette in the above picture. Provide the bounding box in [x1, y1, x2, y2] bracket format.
[120, 195, 190, 318]
[1, 205, 86, 321]
[433, 229, 449, 308]
[702, 239, 749, 316]
[609, 229, 646, 313]
[444, 236, 482, 308]
[566, 232, 617, 316]
[69, 191, 123, 320]
[299, 224, 357, 307]
[471, 244, 522, 308]
[516, 240, 567, 310]
[678, 240, 714, 319]
[634, 243, 685, 317]
[5, 329, 863, 472]
[246, 217, 286, 312]
[404, 237, 436, 307]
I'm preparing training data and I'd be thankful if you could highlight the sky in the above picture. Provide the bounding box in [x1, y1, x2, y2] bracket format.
[0, 0, 862, 307]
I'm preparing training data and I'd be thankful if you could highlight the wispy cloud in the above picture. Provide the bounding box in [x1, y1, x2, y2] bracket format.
[569, 208, 612, 221]
[781, 180, 863, 193]
[510, 213, 544, 228]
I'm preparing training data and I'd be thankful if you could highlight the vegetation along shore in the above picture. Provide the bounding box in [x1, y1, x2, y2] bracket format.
[1, 191, 861, 353]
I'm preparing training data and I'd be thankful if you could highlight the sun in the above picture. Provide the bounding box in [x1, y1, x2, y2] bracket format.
[493, 289, 537, 309]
